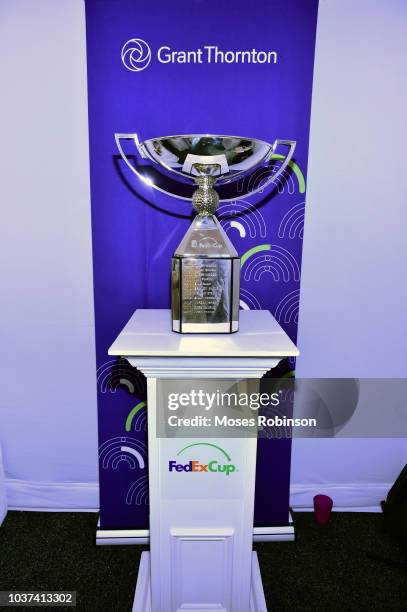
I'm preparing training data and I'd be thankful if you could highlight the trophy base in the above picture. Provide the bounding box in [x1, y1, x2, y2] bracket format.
[172, 320, 239, 334]
[171, 255, 240, 335]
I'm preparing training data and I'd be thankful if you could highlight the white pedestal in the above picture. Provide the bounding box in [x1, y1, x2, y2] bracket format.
[109, 310, 298, 612]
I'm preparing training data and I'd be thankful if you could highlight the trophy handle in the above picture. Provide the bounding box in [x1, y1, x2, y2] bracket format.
[256, 139, 296, 192]
[115, 133, 147, 178]
[115, 133, 193, 200]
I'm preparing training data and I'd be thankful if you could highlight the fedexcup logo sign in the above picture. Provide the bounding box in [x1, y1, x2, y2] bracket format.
[121, 38, 152, 72]
[121, 38, 278, 71]
[169, 442, 237, 476]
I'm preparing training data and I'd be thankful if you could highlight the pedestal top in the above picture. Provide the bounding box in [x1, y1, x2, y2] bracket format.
[108, 309, 299, 358]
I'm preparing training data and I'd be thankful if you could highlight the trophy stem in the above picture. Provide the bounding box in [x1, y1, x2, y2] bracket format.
[192, 175, 219, 216]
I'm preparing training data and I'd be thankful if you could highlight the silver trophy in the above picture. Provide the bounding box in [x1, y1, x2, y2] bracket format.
[115, 134, 295, 333]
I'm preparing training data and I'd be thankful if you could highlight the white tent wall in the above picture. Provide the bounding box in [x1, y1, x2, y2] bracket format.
[292, 0, 407, 510]
[0, 0, 405, 511]
[0, 0, 98, 510]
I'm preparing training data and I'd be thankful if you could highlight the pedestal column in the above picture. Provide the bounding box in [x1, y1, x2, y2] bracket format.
[108, 310, 299, 612]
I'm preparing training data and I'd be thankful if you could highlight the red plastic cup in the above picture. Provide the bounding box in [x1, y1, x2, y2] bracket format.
[313, 494, 333, 525]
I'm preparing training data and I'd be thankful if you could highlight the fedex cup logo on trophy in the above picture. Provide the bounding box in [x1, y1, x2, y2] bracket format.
[169, 443, 237, 476]
[121, 38, 278, 70]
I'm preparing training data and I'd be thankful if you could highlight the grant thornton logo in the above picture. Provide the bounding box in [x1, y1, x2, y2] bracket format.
[121, 38, 152, 72]
[121, 38, 278, 71]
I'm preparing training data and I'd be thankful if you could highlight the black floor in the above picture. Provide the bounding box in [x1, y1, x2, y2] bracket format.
[0, 511, 406, 611]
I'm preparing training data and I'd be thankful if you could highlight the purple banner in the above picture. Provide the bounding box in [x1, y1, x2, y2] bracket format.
[85, 0, 319, 529]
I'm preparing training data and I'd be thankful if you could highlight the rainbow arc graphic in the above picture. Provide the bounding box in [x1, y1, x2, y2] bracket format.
[241, 244, 300, 283]
[125, 401, 147, 432]
[99, 436, 147, 470]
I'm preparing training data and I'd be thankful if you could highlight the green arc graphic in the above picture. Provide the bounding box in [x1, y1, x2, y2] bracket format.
[125, 401, 147, 432]
[240, 244, 271, 268]
[269, 370, 296, 394]
[271, 154, 306, 193]
[177, 442, 231, 462]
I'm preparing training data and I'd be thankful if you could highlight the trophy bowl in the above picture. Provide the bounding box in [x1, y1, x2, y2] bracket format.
[140, 134, 276, 184]
[115, 133, 296, 334]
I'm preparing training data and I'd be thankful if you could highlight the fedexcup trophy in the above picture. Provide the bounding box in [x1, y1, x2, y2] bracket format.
[115, 134, 295, 334]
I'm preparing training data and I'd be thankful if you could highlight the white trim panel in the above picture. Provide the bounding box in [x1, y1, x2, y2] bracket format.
[290, 482, 390, 512]
[6, 478, 99, 511]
